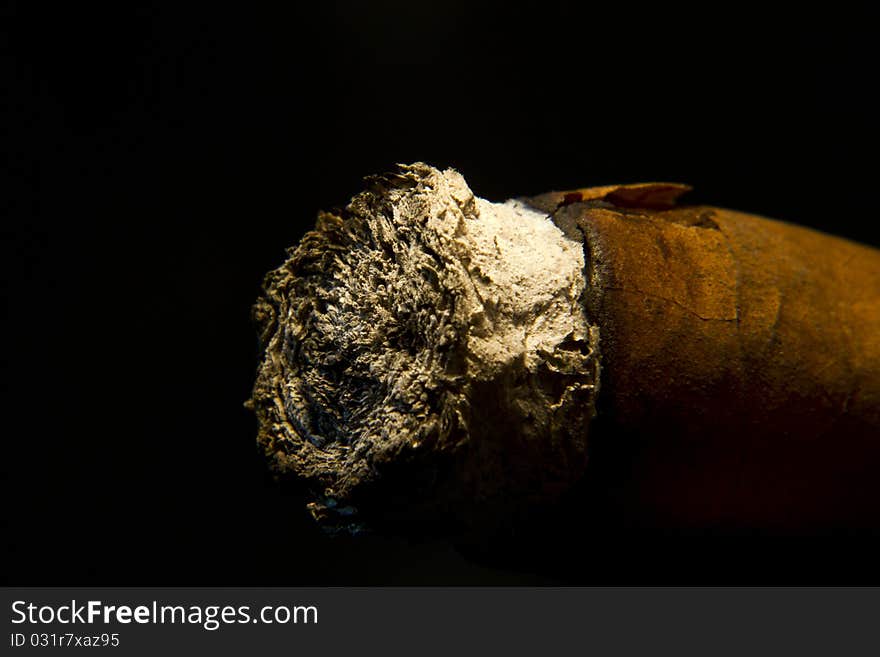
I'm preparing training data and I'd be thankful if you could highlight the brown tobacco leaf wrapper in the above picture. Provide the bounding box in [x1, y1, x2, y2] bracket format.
[250, 164, 880, 536]
[531, 186, 880, 531]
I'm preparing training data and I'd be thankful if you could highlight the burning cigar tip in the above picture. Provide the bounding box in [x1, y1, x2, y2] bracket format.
[250, 163, 599, 532]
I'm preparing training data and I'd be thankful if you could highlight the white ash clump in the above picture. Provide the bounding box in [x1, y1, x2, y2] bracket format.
[249, 163, 599, 532]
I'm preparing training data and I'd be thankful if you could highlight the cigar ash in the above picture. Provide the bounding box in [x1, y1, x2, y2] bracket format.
[250, 163, 599, 533]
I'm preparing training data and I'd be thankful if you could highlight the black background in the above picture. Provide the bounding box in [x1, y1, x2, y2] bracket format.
[4, 2, 879, 584]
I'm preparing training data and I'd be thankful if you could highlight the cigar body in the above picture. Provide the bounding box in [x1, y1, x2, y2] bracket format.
[537, 189, 880, 531]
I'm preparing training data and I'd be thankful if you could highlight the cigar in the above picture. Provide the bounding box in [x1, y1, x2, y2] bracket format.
[248, 163, 880, 536]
